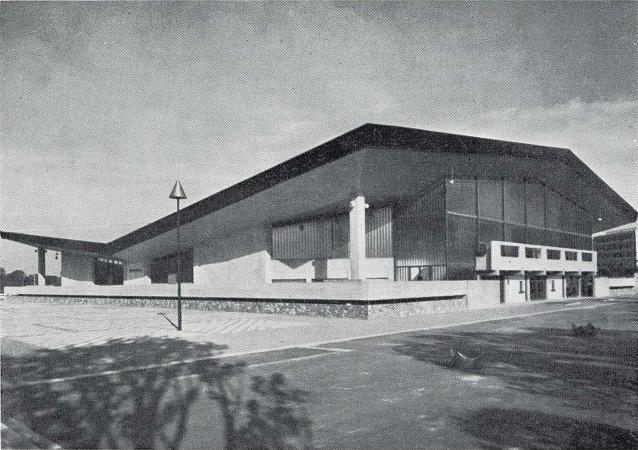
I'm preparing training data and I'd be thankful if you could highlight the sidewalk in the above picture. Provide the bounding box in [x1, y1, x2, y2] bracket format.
[1, 297, 618, 358]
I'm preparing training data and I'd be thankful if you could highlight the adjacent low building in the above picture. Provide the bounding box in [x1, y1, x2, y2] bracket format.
[593, 221, 638, 295]
[2, 124, 636, 316]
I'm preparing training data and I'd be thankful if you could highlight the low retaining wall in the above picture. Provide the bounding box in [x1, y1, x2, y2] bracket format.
[368, 296, 468, 319]
[4, 294, 471, 319]
[3, 279, 501, 319]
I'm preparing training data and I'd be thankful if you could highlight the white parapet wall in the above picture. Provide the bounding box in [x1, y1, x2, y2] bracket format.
[594, 277, 610, 298]
[271, 257, 394, 282]
[193, 225, 272, 285]
[607, 276, 638, 296]
[487, 241, 597, 273]
[124, 262, 152, 285]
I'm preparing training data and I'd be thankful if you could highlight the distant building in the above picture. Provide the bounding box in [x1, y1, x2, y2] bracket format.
[2, 124, 636, 307]
[593, 222, 638, 277]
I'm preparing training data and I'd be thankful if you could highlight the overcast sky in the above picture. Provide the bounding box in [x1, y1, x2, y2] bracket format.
[1, 1, 636, 272]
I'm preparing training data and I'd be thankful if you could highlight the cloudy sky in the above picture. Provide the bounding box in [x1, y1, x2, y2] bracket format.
[1, 1, 636, 272]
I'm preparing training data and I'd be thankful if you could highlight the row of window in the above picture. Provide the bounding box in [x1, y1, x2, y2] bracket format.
[500, 245, 593, 262]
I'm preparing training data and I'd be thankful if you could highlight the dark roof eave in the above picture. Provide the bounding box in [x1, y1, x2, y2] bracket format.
[0, 231, 108, 255]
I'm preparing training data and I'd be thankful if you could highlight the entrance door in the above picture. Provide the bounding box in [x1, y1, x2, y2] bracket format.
[566, 275, 580, 297]
[581, 273, 594, 297]
[529, 277, 547, 300]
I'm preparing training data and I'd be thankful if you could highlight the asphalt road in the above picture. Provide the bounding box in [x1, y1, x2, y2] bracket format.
[3, 299, 638, 449]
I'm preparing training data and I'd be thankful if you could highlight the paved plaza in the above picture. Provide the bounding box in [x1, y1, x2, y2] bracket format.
[0, 298, 615, 357]
[2, 297, 637, 449]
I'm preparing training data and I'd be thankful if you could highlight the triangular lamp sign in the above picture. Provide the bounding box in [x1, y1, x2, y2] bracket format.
[169, 181, 187, 199]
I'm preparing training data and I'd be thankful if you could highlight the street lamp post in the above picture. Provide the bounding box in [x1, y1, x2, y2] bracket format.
[169, 181, 187, 331]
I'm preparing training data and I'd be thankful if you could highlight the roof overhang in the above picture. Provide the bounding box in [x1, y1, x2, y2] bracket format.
[0, 231, 108, 256]
[2, 123, 636, 262]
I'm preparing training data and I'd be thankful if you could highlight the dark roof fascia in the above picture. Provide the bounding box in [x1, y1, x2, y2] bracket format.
[0, 231, 108, 255]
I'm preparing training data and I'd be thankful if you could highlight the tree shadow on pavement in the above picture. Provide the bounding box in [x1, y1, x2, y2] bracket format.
[393, 326, 638, 413]
[1, 337, 312, 449]
[456, 407, 638, 449]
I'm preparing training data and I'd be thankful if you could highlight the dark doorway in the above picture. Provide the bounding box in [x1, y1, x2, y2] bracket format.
[529, 276, 546, 300]
[150, 248, 194, 284]
[94, 258, 124, 285]
[566, 275, 580, 297]
[580, 273, 594, 297]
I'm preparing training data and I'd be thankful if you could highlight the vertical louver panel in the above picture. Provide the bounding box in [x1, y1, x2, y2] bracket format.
[272, 214, 350, 259]
[394, 185, 447, 267]
[366, 206, 393, 257]
[272, 206, 393, 260]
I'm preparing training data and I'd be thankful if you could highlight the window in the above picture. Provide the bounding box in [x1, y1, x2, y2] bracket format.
[551, 280, 556, 292]
[501, 245, 519, 257]
[525, 247, 541, 259]
[547, 249, 561, 260]
[565, 251, 577, 261]
[581, 252, 593, 262]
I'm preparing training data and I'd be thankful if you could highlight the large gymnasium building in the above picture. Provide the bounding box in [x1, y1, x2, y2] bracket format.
[2, 124, 635, 317]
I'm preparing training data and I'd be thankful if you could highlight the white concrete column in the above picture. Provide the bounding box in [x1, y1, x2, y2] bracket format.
[349, 195, 368, 280]
[37, 247, 46, 286]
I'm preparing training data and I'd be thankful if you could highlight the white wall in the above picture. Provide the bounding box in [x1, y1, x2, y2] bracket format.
[594, 277, 610, 298]
[546, 275, 564, 300]
[271, 258, 394, 282]
[60, 252, 95, 286]
[124, 262, 152, 285]
[608, 277, 637, 289]
[503, 274, 527, 303]
[466, 280, 501, 309]
[193, 226, 272, 286]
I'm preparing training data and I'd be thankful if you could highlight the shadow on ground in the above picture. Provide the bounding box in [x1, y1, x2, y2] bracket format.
[457, 407, 638, 449]
[394, 326, 638, 411]
[394, 325, 638, 447]
[1, 337, 312, 449]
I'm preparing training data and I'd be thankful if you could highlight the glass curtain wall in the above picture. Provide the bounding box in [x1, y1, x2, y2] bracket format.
[394, 185, 447, 280]
[446, 178, 594, 280]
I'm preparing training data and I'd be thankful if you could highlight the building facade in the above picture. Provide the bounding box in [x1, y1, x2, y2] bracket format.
[2, 124, 636, 306]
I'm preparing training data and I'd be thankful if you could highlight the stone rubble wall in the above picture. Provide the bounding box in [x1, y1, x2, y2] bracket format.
[4, 294, 475, 320]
